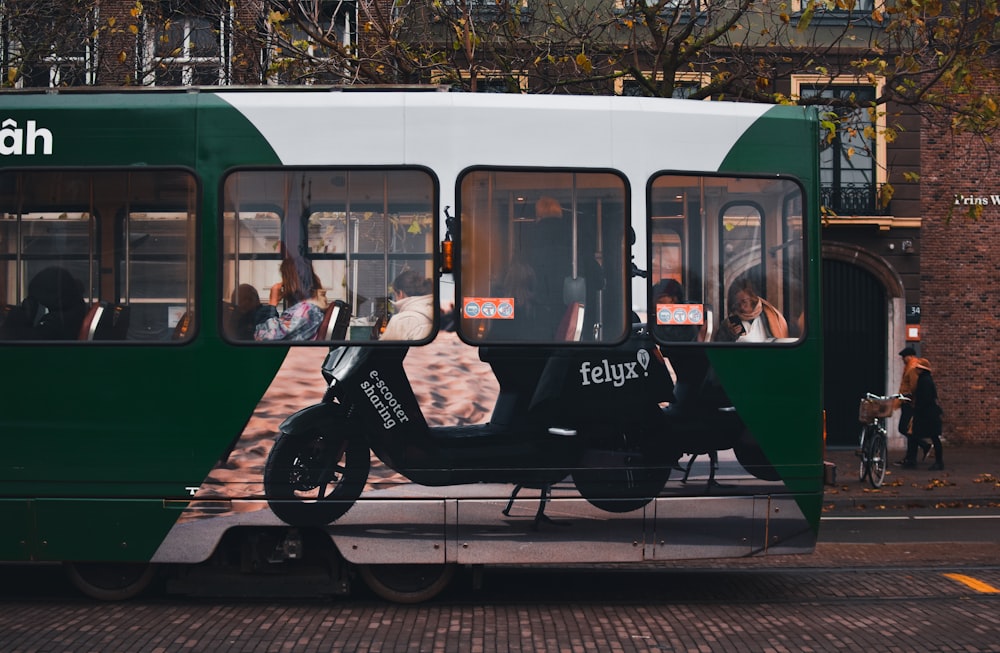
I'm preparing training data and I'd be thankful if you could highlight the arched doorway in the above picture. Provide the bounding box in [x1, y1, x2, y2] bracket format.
[822, 259, 887, 447]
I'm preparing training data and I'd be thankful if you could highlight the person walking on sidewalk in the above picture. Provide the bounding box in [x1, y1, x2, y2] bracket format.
[909, 359, 945, 470]
[896, 347, 931, 466]
[913, 358, 944, 470]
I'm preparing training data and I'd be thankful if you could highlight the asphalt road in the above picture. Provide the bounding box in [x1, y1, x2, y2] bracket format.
[820, 509, 1000, 543]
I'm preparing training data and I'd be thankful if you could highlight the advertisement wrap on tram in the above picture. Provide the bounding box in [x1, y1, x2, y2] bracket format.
[0, 90, 823, 602]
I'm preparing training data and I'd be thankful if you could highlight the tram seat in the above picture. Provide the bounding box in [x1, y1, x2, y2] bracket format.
[315, 300, 351, 341]
[556, 302, 585, 341]
[700, 306, 714, 342]
[78, 302, 130, 341]
[78, 303, 105, 340]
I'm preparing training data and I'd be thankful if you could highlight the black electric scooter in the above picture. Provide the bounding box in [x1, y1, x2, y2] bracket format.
[263, 324, 681, 528]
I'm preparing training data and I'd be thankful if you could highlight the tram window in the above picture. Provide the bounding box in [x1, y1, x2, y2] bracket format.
[456, 169, 629, 344]
[648, 174, 805, 345]
[0, 169, 198, 343]
[221, 168, 437, 344]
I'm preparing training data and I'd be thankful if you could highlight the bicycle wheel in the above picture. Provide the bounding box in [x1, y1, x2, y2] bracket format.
[869, 429, 889, 488]
[858, 423, 874, 482]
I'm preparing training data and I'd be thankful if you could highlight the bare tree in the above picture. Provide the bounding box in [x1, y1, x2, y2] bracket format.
[4, 0, 997, 206]
[3, 0, 100, 86]
[257, 0, 997, 201]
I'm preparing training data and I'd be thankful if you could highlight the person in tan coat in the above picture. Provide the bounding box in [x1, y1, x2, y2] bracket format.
[715, 279, 788, 342]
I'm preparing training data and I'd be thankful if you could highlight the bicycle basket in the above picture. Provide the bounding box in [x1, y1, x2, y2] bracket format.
[858, 397, 895, 421]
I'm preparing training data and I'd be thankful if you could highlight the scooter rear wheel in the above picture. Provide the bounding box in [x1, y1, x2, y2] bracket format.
[733, 428, 781, 482]
[574, 448, 671, 513]
[265, 429, 370, 527]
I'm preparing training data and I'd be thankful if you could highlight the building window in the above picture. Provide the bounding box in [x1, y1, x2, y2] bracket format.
[140, 1, 232, 86]
[440, 0, 529, 23]
[790, 0, 880, 24]
[802, 0, 874, 10]
[795, 77, 886, 216]
[2, 1, 97, 87]
[618, 77, 703, 98]
[433, 70, 527, 93]
[265, 0, 356, 85]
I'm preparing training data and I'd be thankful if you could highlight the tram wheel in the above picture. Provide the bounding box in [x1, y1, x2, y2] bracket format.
[264, 429, 371, 527]
[64, 561, 157, 601]
[357, 563, 456, 604]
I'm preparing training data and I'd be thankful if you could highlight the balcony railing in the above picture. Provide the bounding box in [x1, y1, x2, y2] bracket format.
[820, 183, 889, 216]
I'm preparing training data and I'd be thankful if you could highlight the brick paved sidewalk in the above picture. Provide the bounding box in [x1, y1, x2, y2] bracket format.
[823, 443, 1000, 511]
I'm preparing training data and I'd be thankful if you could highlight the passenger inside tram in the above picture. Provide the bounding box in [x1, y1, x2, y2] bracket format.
[380, 270, 434, 341]
[254, 258, 327, 342]
[715, 279, 789, 343]
[0, 266, 87, 340]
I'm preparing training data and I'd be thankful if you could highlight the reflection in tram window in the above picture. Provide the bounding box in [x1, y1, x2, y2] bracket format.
[648, 174, 805, 345]
[221, 168, 437, 344]
[457, 169, 629, 345]
[0, 169, 198, 342]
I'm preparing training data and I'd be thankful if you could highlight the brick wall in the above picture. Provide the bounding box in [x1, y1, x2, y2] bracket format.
[919, 78, 1000, 444]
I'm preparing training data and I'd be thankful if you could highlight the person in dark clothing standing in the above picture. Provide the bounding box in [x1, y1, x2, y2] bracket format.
[899, 358, 944, 470]
[911, 359, 944, 470]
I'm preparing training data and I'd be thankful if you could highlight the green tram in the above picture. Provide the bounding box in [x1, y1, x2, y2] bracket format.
[0, 89, 824, 602]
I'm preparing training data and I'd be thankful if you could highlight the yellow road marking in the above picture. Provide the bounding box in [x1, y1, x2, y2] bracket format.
[944, 573, 1000, 594]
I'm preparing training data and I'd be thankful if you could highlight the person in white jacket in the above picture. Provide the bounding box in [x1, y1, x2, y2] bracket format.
[381, 270, 434, 341]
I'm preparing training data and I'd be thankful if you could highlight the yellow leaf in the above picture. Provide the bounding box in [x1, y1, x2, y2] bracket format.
[118, 50, 128, 63]
[879, 183, 894, 208]
[128, 24, 138, 34]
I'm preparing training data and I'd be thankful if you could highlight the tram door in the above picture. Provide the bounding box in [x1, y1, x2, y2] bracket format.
[822, 259, 886, 447]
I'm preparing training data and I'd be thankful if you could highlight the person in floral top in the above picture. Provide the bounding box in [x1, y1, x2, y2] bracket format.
[254, 258, 325, 341]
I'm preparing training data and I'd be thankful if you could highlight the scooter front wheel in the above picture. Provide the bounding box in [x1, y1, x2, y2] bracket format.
[265, 428, 371, 527]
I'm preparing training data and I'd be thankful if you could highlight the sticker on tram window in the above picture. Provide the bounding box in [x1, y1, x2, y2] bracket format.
[656, 303, 704, 326]
[462, 297, 515, 320]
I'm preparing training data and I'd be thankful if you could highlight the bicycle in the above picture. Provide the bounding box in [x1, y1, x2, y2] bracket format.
[856, 393, 908, 488]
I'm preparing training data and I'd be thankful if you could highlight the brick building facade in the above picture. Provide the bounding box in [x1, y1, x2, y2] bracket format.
[920, 80, 1000, 444]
